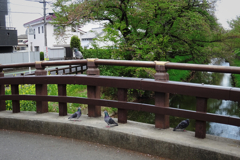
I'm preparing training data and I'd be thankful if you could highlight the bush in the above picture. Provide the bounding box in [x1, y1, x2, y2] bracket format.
[83, 48, 112, 59]
[40, 52, 44, 61]
[70, 35, 84, 54]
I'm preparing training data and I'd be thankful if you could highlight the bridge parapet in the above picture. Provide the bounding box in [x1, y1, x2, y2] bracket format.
[0, 59, 240, 139]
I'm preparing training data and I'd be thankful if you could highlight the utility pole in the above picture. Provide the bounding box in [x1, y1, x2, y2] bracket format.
[39, 0, 48, 61]
[25, 0, 49, 60]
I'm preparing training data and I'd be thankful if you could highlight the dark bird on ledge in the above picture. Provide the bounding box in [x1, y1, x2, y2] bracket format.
[173, 119, 189, 131]
[68, 107, 81, 121]
[104, 111, 118, 128]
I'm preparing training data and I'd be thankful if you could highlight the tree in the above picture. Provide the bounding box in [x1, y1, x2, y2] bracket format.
[53, 0, 221, 62]
[70, 35, 84, 54]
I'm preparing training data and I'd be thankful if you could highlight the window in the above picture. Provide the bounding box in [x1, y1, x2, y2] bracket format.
[34, 29, 36, 39]
[38, 27, 40, 34]
[18, 40, 23, 43]
[42, 26, 44, 33]
[34, 46, 39, 51]
[20, 47, 26, 50]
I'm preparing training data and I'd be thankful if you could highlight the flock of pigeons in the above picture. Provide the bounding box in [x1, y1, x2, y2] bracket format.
[68, 107, 189, 130]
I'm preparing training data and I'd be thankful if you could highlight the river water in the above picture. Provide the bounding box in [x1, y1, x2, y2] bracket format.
[170, 59, 240, 140]
[128, 59, 240, 140]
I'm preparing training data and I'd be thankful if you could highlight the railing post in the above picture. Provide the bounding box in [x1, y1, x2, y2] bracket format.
[87, 58, 101, 117]
[0, 67, 5, 111]
[63, 69, 65, 74]
[11, 84, 20, 113]
[118, 88, 127, 123]
[195, 97, 208, 138]
[154, 61, 169, 129]
[58, 84, 67, 116]
[75, 66, 78, 74]
[35, 61, 48, 113]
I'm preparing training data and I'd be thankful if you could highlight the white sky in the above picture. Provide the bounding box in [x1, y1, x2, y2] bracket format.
[215, 0, 240, 29]
[7, 0, 240, 35]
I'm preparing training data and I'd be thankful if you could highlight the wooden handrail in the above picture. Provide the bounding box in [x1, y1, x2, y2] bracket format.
[1, 59, 240, 139]
[1, 75, 239, 101]
[1, 59, 240, 74]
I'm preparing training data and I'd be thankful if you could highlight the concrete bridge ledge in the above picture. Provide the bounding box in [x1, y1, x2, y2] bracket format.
[0, 110, 239, 160]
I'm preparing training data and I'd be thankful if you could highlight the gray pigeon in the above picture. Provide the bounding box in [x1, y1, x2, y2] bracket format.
[104, 111, 118, 128]
[173, 119, 189, 131]
[68, 107, 81, 121]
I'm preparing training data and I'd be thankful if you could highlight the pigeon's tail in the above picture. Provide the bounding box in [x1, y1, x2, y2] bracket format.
[173, 128, 176, 131]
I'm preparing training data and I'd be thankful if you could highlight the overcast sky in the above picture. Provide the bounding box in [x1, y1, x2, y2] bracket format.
[7, 0, 240, 35]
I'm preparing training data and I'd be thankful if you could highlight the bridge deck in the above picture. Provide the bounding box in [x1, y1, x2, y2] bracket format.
[0, 129, 164, 160]
[0, 111, 239, 160]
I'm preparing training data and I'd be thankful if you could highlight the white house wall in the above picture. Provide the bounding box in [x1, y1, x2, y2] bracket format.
[28, 24, 45, 52]
[52, 27, 80, 46]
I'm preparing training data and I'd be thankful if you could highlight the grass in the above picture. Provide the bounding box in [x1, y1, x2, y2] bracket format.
[5, 84, 88, 114]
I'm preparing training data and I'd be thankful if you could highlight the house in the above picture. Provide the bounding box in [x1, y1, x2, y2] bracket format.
[0, 0, 17, 53]
[23, 13, 86, 53]
[16, 34, 28, 51]
[81, 27, 114, 49]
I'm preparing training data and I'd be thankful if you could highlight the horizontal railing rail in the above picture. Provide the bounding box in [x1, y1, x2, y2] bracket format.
[1, 95, 239, 126]
[1, 59, 240, 74]
[26, 64, 87, 75]
[0, 59, 240, 139]
[1, 75, 239, 101]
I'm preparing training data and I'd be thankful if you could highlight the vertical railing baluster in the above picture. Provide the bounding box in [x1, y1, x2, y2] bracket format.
[35, 61, 48, 113]
[0, 68, 5, 111]
[56, 67, 58, 75]
[154, 61, 169, 129]
[11, 84, 20, 113]
[118, 88, 127, 123]
[87, 58, 101, 117]
[81, 65, 83, 74]
[58, 84, 67, 116]
[195, 97, 208, 138]
[63, 69, 65, 74]
[75, 66, 78, 74]
[69, 65, 72, 73]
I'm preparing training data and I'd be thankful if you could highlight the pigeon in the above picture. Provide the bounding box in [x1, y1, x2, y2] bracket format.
[68, 107, 81, 121]
[104, 111, 118, 128]
[173, 119, 189, 131]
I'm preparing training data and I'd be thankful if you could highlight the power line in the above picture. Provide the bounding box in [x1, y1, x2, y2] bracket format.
[0, 10, 42, 14]
[10, 2, 43, 8]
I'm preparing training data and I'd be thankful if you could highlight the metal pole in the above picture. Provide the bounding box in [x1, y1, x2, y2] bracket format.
[40, 0, 48, 71]
[28, 26, 31, 73]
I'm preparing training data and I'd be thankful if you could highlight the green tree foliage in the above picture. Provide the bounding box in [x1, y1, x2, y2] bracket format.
[226, 16, 240, 53]
[70, 35, 84, 53]
[53, 0, 221, 62]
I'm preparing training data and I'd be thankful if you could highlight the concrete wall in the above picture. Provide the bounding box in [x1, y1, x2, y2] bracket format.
[0, 51, 40, 65]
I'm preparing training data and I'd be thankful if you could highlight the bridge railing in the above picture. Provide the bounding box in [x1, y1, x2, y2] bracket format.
[0, 59, 240, 139]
